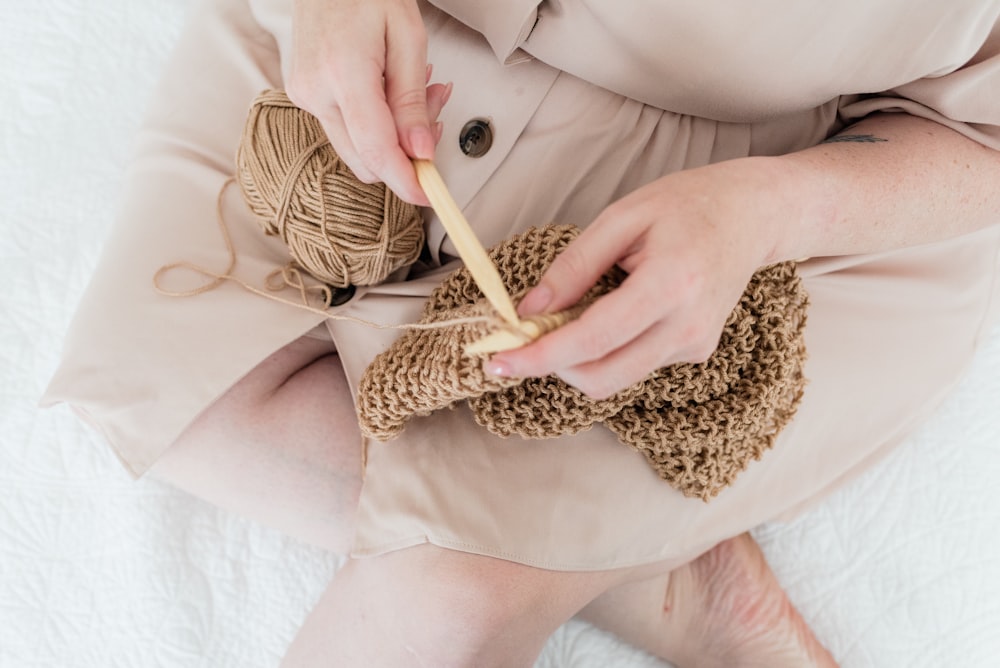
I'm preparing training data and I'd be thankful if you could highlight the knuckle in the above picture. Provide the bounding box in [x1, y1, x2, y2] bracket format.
[583, 370, 630, 399]
[564, 365, 623, 400]
[338, 152, 377, 183]
[601, 198, 630, 222]
[585, 382, 615, 401]
[388, 86, 427, 117]
[579, 327, 617, 361]
[553, 246, 593, 284]
[673, 269, 705, 298]
[391, 6, 428, 45]
[695, 337, 721, 362]
[400, 14, 428, 44]
[354, 145, 388, 176]
[353, 170, 380, 185]
[284, 80, 312, 111]
[570, 376, 608, 399]
[284, 74, 324, 109]
[632, 288, 666, 320]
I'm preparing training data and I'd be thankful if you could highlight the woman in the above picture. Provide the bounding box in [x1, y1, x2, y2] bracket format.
[44, 0, 1000, 665]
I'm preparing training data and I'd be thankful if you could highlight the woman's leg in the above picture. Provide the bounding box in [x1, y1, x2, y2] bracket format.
[280, 535, 837, 668]
[281, 544, 619, 668]
[152, 333, 835, 667]
[580, 534, 838, 668]
[151, 334, 361, 553]
[152, 334, 615, 665]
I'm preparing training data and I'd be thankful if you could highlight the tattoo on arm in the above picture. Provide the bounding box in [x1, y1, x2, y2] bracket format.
[822, 134, 889, 144]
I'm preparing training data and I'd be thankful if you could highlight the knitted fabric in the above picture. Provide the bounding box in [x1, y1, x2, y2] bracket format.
[357, 225, 809, 500]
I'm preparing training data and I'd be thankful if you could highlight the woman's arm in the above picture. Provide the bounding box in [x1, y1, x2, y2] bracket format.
[489, 112, 1000, 397]
[775, 112, 1000, 262]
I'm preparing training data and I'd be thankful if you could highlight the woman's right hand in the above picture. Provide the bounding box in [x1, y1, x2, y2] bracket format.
[287, 0, 451, 205]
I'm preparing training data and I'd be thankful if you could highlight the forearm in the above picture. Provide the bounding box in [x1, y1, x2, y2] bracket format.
[768, 112, 1000, 263]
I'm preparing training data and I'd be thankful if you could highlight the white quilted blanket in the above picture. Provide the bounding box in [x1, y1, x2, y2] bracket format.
[2, 1, 999, 666]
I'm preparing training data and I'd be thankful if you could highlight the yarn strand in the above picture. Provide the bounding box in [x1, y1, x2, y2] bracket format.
[153, 178, 497, 333]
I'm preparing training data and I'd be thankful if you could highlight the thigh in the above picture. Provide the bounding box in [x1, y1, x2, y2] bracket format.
[281, 542, 622, 668]
[151, 332, 363, 553]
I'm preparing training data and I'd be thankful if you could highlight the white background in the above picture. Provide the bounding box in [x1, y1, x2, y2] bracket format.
[1, 1, 998, 665]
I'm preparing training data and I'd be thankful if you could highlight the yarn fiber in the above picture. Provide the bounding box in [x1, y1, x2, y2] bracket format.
[230, 89, 810, 500]
[236, 89, 424, 288]
[357, 225, 809, 501]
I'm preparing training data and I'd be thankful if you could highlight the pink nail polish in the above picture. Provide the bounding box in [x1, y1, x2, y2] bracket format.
[486, 360, 511, 377]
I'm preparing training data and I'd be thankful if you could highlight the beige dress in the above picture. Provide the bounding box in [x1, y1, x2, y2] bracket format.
[43, 0, 1000, 571]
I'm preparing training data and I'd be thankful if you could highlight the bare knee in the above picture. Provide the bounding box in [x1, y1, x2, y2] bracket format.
[152, 334, 363, 552]
[284, 545, 619, 667]
[348, 546, 616, 667]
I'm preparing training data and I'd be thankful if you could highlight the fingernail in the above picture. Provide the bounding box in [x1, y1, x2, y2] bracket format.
[432, 121, 444, 144]
[442, 81, 454, 106]
[518, 284, 553, 315]
[485, 359, 512, 377]
[409, 126, 435, 159]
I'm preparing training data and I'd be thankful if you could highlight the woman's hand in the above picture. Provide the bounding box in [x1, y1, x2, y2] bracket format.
[487, 157, 797, 398]
[287, 0, 451, 205]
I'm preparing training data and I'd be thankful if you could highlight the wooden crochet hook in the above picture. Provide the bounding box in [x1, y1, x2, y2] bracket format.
[413, 160, 584, 355]
[413, 159, 521, 328]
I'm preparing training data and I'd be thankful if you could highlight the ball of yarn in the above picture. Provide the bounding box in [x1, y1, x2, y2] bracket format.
[235, 89, 424, 288]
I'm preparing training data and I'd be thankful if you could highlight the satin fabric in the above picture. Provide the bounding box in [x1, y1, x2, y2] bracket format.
[44, 0, 1000, 570]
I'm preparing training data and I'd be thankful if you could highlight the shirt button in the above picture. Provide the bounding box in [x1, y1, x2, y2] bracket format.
[459, 119, 493, 158]
[327, 283, 356, 307]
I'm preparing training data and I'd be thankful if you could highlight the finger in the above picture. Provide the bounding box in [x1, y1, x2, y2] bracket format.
[563, 307, 727, 399]
[384, 9, 433, 159]
[335, 60, 429, 204]
[313, 107, 378, 183]
[556, 319, 683, 399]
[425, 81, 452, 124]
[486, 310, 612, 380]
[517, 209, 643, 316]
[494, 265, 669, 377]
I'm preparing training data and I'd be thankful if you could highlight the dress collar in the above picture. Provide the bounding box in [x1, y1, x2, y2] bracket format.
[426, 0, 542, 64]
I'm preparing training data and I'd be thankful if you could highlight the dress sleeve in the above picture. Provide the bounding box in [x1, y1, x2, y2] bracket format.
[839, 15, 1000, 150]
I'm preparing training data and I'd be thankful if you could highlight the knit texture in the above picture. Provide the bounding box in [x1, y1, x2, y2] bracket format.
[357, 225, 809, 500]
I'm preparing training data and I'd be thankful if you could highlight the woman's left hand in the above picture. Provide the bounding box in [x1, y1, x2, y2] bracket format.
[486, 157, 798, 398]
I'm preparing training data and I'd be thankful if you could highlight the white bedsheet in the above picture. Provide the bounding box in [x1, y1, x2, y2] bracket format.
[2, 1, 999, 666]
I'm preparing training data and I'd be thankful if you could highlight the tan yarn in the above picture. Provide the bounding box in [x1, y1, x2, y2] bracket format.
[235, 89, 424, 288]
[223, 89, 809, 499]
[357, 225, 809, 501]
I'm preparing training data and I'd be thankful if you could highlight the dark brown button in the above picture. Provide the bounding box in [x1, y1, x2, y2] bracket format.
[327, 283, 356, 307]
[459, 119, 493, 158]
